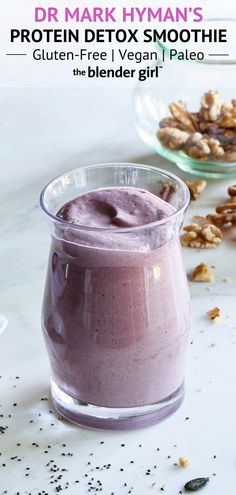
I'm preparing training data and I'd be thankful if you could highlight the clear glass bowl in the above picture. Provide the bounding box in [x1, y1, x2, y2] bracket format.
[133, 19, 236, 179]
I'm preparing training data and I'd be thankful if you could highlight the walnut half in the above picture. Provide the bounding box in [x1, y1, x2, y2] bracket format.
[207, 202, 236, 226]
[200, 90, 224, 122]
[181, 223, 223, 249]
[157, 127, 190, 150]
[184, 132, 210, 159]
[169, 101, 198, 132]
[185, 180, 207, 201]
[207, 307, 221, 322]
[192, 263, 214, 283]
[204, 183, 236, 227]
[228, 184, 236, 198]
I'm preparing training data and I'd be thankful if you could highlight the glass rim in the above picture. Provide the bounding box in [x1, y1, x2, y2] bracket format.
[40, 162, 190, 233]
[157, 17, 236, 66]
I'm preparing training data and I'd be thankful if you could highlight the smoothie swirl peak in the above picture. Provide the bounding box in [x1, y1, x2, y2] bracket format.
[57, 187, 174, 229]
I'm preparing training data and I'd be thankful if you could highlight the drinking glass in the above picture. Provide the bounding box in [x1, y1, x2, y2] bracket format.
[40, 163, 191, 429]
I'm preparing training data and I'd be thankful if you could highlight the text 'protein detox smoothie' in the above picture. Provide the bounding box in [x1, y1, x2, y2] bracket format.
[41, 165, 191, 428]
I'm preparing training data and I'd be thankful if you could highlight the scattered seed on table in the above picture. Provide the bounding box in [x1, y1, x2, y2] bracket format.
[184, 478, 210, 492]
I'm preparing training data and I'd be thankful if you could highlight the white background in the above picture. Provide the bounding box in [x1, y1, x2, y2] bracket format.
[1, 1, 236, 493]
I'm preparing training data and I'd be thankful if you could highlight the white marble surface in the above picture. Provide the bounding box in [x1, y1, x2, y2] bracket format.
[1, 87, 236, 495]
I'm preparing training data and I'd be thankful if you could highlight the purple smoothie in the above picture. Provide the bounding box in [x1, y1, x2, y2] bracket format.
[42, 187, 191, 408]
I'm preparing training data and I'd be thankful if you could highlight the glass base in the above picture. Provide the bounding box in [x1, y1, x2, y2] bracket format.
[176, 160, 236, 179]
[51, 380, 184, 430]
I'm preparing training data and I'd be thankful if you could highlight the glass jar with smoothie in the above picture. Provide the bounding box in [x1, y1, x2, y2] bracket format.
[40, 163, 191, 429]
